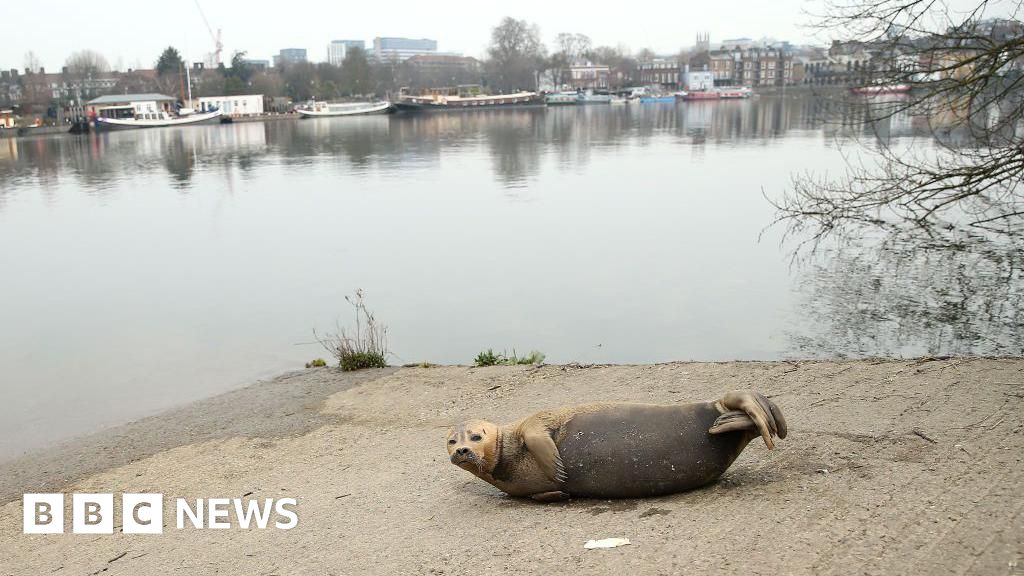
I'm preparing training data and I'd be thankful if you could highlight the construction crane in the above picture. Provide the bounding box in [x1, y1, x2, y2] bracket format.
[193, 0, 223, 66]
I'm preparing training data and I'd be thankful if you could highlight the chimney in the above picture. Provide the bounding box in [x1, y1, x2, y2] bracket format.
[62, 66, 69, 74]
[39, 67, 45, 74]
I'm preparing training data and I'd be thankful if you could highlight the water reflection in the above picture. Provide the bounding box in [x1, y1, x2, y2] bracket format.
[0, 96, 944, 203]
[789, 232, 1024, 358]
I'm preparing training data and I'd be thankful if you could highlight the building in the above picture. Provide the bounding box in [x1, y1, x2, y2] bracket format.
[194, 94, 263, 116]
[685, 68, 714, 91]
[638, 59, 681, 89]
[708, 46, 797, 87]
[242, 59, 270, 72]
[274, 48, 308, 67]
[86, 93, 176, 119]
[373, 37, 437, 62]
[568, 62, 610, 89]
[328, 40, 366, 66]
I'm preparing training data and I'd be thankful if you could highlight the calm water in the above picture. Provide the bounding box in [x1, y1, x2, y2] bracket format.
[1, 95, 1021, 459]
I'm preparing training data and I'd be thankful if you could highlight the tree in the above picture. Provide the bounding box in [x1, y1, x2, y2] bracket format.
[228, 51, 254, 83]
[548, 33, 593, 88]
[487, 17, 546, 92]
[65, 50, 109, 77]
[341, 47, 371, 96]
[23, 51, 41, 72]
[774, 1, 1024, 243]
[636, 48, 656, 63]
[156, 46, 184, 77]
[64, 50, 111, 100]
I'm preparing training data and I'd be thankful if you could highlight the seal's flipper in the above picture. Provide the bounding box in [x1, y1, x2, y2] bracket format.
[521, 423, 567, 483]
[708, 410, 757, 435]
[718, 391, 787, 449]
[530, 491, 569, 503]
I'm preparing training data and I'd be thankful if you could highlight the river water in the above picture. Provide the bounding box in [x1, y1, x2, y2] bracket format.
[0, 95, 1020, 459]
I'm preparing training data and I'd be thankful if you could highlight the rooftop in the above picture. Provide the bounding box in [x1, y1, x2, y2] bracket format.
[87, 93, 175, 105]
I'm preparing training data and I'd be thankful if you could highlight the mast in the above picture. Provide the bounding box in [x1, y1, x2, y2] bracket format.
[186, 64, 193, 105]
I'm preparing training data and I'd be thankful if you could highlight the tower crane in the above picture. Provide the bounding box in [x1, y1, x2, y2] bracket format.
[193, 0, 223, 66]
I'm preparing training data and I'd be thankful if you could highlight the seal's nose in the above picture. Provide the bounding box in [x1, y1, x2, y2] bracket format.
[455, 447, 470, 456]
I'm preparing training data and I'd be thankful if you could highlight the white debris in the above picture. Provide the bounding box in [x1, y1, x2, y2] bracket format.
[584, 538, 631, 549]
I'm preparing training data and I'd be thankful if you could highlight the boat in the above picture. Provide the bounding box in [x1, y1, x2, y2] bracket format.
[638, 95, 676, 103]
[395, 85, 543, 112]
[678, 90, 719, 101]
[677, 87, 751, 101]
[545, 92, 579, 106]
[851, 83, 911, 95]
[609, 97, 627, 105]
[577, 90, 612, 104]
[94, 108, 223, 130]
[297, 101, 393, 117]
[719, 87, 752, 99]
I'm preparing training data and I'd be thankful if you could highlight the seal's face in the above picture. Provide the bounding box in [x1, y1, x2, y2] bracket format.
[447, 419, 500, 477]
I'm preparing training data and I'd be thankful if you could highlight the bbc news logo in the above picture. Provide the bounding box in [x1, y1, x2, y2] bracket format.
[23, 494, 298, 534]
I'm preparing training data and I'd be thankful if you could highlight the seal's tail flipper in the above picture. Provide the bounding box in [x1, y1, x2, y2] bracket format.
[711, 391, 788, 450]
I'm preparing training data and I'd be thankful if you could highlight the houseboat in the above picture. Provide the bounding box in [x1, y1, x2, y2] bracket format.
[545, 92, 579, 106]
[577, 90, 612, 104]
[88, 94, 222, 130]
[297, 101, 393, 117]
[677, 87, 752, 101]
[395, 85, 543, 112]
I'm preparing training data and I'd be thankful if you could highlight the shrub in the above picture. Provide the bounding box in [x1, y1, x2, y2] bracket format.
[474, 349, 502, 367]
[474, 349, 545, 367]
[305, 358, 327, 368]
[315, 289, 390, 371]
[339, 351, 388, 371]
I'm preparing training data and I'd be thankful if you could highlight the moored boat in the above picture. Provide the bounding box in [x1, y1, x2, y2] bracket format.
[578, 90, 612, 104]
[297, 101, 393, 117]
[677, 87, 751, 101]
[718, 87, 752, 99]
[396, 85, 543, 112]
[639, 95, 676, 103]
[545, 92, 579, 106]
[94, 108, 223, 130]
[851, 83, 911, 95]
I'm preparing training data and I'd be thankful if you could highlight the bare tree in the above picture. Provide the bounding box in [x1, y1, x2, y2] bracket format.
[773, 0, 1024, 245]
[487, 17, 546, 92]
[23, 51, 41, 72]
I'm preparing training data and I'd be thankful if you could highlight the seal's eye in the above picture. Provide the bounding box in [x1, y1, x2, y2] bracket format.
[470, 434, 482, 442]
[448, 439, 456, 445]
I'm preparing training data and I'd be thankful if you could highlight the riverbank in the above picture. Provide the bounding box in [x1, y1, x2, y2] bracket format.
[1, 358, 1020, 575]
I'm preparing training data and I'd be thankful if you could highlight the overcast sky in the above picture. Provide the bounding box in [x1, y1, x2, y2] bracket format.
[2, 0, 1012, 71]
[3, 0, 831, 71]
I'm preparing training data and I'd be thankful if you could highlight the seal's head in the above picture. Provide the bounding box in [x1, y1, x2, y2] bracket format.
[447, 419, 500, 477]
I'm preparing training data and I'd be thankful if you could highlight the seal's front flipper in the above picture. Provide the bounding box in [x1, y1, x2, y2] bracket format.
[521, 422, 567, 483]
[709, 410, 757, 435]
[530, 491, 569, 503]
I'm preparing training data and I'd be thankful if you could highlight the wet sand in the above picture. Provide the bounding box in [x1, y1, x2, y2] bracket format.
[1, 359, 1021, 575]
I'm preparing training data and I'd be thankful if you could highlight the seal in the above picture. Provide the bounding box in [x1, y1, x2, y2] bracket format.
[446, 390, 786, 500]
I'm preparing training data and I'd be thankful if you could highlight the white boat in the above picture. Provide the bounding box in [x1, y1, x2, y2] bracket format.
[94, 108, 223, 130]
[297, 101, 393, 117]
[545, 92, 579, 106]
[578, 90, 612, 104]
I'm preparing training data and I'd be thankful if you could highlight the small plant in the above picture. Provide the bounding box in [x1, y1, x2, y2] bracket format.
[511, 350, 546, 365]
[305, 358, 327, 368]
[474, 349, 502, 367]
[474, 349, 545, 367]
[315, 289, 389, 372]
[339, 352, 388, 371]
